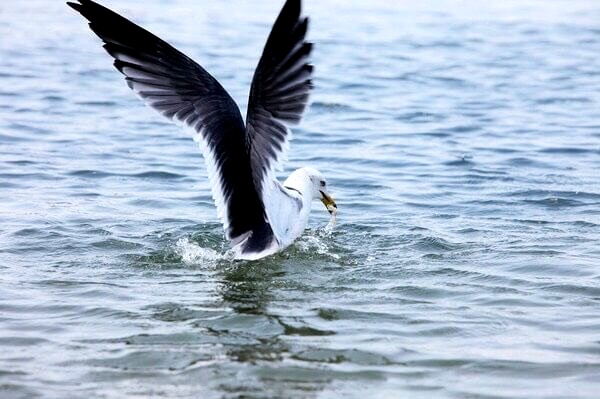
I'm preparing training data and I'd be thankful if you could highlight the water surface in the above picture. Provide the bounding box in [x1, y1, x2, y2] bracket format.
[1, 0, 600, 398]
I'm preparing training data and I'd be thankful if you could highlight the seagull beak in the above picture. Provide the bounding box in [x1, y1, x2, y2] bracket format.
[320, 190, 337, 214]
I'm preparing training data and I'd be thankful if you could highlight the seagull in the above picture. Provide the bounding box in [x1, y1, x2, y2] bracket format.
[68, 0, 337, 260]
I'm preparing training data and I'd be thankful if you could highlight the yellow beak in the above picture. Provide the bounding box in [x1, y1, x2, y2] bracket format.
[320, 190, 337, 214]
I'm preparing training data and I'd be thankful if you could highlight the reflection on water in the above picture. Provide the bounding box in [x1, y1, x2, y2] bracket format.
[219, 262, 279, 315]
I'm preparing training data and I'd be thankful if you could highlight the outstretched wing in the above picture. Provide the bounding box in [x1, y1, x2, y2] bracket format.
[67, 0, 269, 246]
[245, 0, 313, 241]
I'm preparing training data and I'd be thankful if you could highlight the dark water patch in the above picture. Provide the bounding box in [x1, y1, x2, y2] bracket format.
[146, 302, 222, 323]
[427, 267, 483, 280]
[429, 75, 474, 88]
[572, 220, 599, 228]
[404, 201, 440, 210]
[0, 383, 42, 399]
[339, 82, 387, 91]
[127, 198, 175, 208]
[5, 160, 37, 166]
[67, 169, 116, 178]
[506, 263, 592, 278]
[315, 307, 423, 323]
[0, 181, 22, 189]
[0, 337, 49, 346]
[91, 238, 144, 250]
[75, 100, 118, 107]
[292, 349, 392, 366]
[444, 156, 475, 167]
[0, 133, 34, 142]
[484, 146, 522, 154]
[539, 284, 600, 298]
[11, 228, 72, 243]
[70, 192, 101, 197]
[385, 285, 463, 300]
[478, 297, 554, 308]
[411, 236, 465, 253]
[78, 332, 221, 346]
[0, 72, 36, 78]
[310, 101, 356, 113]
[203, 314, 283, 337]
[536, 96, 592, 105]
[436, 125, 482, 134]
[67, 169, 185, 180]
[7, 122, 52, 135]
[522, 197, 586, 208]
[81, 350, 210, 371]
[504, 157, 556, 168]
[540, 147, 599, 155]
[506, 189, 600, 201]
[470, 168, 509, 177]
[0, 302, 85, 317]
[126, 250, 185, 269]
[536, 342, 600, 357]
[41, 95, 65, 102]
[419, 131, 450, 138]
[34, 279, 129, 289]
[505, 248, 563, 256]
[254, 365, 386, 382]
[395, 111, 446, 123]
[279, 321, 335, 337]
[462, 359, 600, 380]
[0, 91, 18, 97]
[132, 171, 186, 180]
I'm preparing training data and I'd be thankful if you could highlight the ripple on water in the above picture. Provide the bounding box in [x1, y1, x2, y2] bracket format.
[2, 0, 600, 398]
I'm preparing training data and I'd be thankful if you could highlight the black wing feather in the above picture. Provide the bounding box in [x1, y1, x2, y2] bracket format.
[246, 0, 313, 194]
[67, 0, 270, 246]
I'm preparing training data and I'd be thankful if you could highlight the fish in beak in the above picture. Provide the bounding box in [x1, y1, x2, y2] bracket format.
[320, 190, 337, 214]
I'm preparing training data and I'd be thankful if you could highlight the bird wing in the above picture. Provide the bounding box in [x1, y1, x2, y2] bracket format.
[245, 0, 313, 242]
[67, 0, 270, 246]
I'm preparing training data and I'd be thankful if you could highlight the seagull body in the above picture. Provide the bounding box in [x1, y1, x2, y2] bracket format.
[68, 0, 336, 260]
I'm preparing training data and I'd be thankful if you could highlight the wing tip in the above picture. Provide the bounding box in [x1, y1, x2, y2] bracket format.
[67, 0, 97, 13]
[66, 1, 82, 12]
[284, 0, 302, 14]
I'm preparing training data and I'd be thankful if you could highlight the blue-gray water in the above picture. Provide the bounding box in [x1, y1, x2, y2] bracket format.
[1, 0, 600, 398]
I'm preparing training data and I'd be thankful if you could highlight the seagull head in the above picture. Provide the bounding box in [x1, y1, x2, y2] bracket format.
[302, 167, 337, 215]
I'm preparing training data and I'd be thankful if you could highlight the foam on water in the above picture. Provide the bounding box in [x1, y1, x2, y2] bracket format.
[174, 237, 232, 266]
[293, 232, 341, 260]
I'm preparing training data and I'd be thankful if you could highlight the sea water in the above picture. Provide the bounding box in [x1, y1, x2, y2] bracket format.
[1, 1, 599, 397]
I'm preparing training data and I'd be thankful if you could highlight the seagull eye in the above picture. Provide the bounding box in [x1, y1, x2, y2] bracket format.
[320, 180, 326, 187]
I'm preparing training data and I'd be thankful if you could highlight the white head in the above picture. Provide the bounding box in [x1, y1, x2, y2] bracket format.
[287, 167, 337, 214]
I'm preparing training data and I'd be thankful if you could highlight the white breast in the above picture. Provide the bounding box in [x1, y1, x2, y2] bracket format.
[260, 170, 314, 250]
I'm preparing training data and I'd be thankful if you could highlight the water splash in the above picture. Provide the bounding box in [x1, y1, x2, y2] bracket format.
[293, 231, 341, 260]
[174, 237, 233, 265]
[324, 211, 337, 233]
